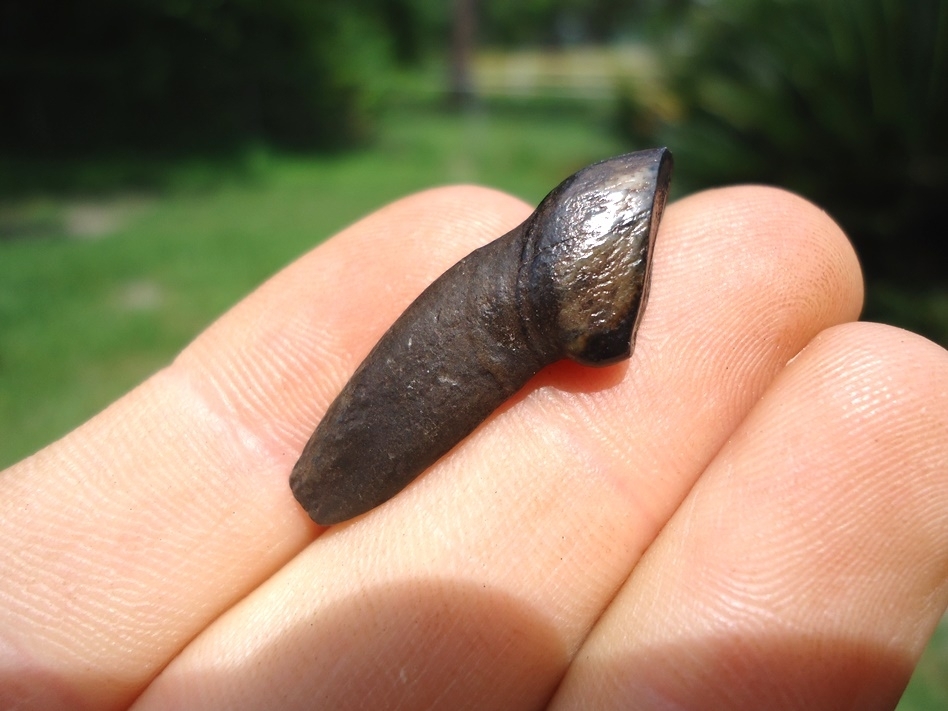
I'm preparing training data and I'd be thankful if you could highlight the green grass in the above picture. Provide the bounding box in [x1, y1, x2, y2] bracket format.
[900, 617, 948, 711]
[0, 103, 945, 708]
[0, 104, 625, 468]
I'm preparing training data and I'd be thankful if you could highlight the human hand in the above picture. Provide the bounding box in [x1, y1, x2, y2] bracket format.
[2, 184, 946, 710]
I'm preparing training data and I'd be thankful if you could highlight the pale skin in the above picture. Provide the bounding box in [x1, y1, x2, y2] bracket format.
[1, 184, 947, 711]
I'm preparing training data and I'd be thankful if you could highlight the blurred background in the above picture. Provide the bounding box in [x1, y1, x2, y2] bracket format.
[0, 1, 945, 704]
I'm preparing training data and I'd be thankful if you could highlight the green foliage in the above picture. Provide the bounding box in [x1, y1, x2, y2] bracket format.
[371, 0, 450, 64]
[480, 0, 649, 46]
[617, 0, 948, 340]
[898, 614, 948, 710]
[0, 0, 391, 155]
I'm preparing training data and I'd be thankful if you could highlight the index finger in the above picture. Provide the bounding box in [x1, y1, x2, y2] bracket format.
[0, 185, 532, 710]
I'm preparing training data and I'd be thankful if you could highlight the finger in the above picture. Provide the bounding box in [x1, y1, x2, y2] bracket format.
[549, 324, 948, 710]
[0, 186, 532, 710]
[133, 187, 864, 709]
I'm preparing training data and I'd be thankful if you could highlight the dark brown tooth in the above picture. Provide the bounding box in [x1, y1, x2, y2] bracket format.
[290, 148, 673, 525]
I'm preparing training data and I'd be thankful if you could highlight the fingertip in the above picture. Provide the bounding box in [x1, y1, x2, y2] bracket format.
[666, 185, 863, 310]
[642, 185, 864, 381]
[788, 321, 948, 493]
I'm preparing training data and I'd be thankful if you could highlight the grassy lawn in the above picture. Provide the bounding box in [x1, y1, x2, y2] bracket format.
[0, 102, 945, 707]
[0, 104, 626, 468]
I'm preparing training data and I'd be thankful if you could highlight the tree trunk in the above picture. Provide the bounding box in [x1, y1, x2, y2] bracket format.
[449, 0, 476, 109]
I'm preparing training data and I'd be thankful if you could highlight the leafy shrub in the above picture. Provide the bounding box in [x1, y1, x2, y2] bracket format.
[0, 0, 390, 155]
[618, 0, 947, 339]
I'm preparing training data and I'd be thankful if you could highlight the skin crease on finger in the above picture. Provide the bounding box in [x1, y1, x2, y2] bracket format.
[548, 323, 948, 711]
[129, 187, 870, 710]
